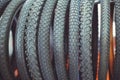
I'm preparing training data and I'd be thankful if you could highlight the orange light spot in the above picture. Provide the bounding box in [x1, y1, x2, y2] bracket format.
[66, 58, 69, 70]
[14, 69, 19, 77]
[96, 52, 100, 80]
[106, 70, 110, 80]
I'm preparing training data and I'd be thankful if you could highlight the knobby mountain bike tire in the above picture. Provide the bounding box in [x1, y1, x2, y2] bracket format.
[79, 0, 94, 80]
[92, 3, 98, 80]
[53, 0, 69, 80]
[37, 0, 57, 80]
[0, 0, 10, 8]
[24, 0, 48, 80]
[0, 0, 25, 80]
[69, 0, 80, 80]
[15, 0, 37, 80]
[113, 0, 120, 80]
[99, 0, 110, 80]
[0, 0, 10, 16]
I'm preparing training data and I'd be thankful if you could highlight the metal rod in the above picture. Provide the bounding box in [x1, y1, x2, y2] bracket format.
[94, 0, 114, 4]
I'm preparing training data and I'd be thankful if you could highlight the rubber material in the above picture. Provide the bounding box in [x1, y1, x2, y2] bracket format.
[79, 0, 94, 80]
[53, 0, 69, 80]
[0, 0, 10, 8]
[0, 0, 25, 80]
[113, 0, 120, 80]
[92, 4, 98, 80]
[0, 0, 10, 16]
[38, 0, 57, 80]
[24, 0, 46, 80]
[15, 0, 36, 80]
[69, 0, 80, 80]
[99, 0, 110, 80]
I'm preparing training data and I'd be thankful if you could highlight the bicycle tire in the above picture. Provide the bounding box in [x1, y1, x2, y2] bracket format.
[79, 0, 94, 80]
[99, 0, 110, 80]
[53, 0, 69, 80]
[92, 3, 98, 80]
[15, 0, 36, 80]
[37, 0, 57, 80]
[113, 0, 120, 80]
[0, 0, 10, 8]
[24, 0, 46, 80]
[69, 0, 80, 80]
[0, 0, 10, 16]
[0, 0, 25, 80]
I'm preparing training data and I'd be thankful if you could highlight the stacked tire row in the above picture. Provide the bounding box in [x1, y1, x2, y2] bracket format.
[0, 0, 119, 80]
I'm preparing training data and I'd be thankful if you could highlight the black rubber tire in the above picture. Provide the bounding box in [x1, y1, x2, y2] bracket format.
[0, 0, 10, 16]
[37, 0, 57, 80]
[92, 3, 98, 80]
[69, 0, 80, 80]
[113, 0, 120, 80]
[0, 0, 25, 80]
[53, 0, 69, 80]
[15, 0, 36, 80]
[99, 0, 110, 80]
[79, 0, 94, 80]
[0, 0, 10, 8]
[24, 0, 46, 80]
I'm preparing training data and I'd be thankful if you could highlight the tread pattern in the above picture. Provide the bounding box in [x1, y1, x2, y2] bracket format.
[24, 0, 46, 80]
[79, 0, 94, 80]
[0, 0, 25, 80]
[0, 0, 10, 16]
[38, 0, 57, 80]
[15, 0, 36, 80]
[113, 0, 120, 80]
[99, 0, 110, 80]
[53, 0, 69, 80]
[69, 0, 80, 80]
[0, 0, 9, 8]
